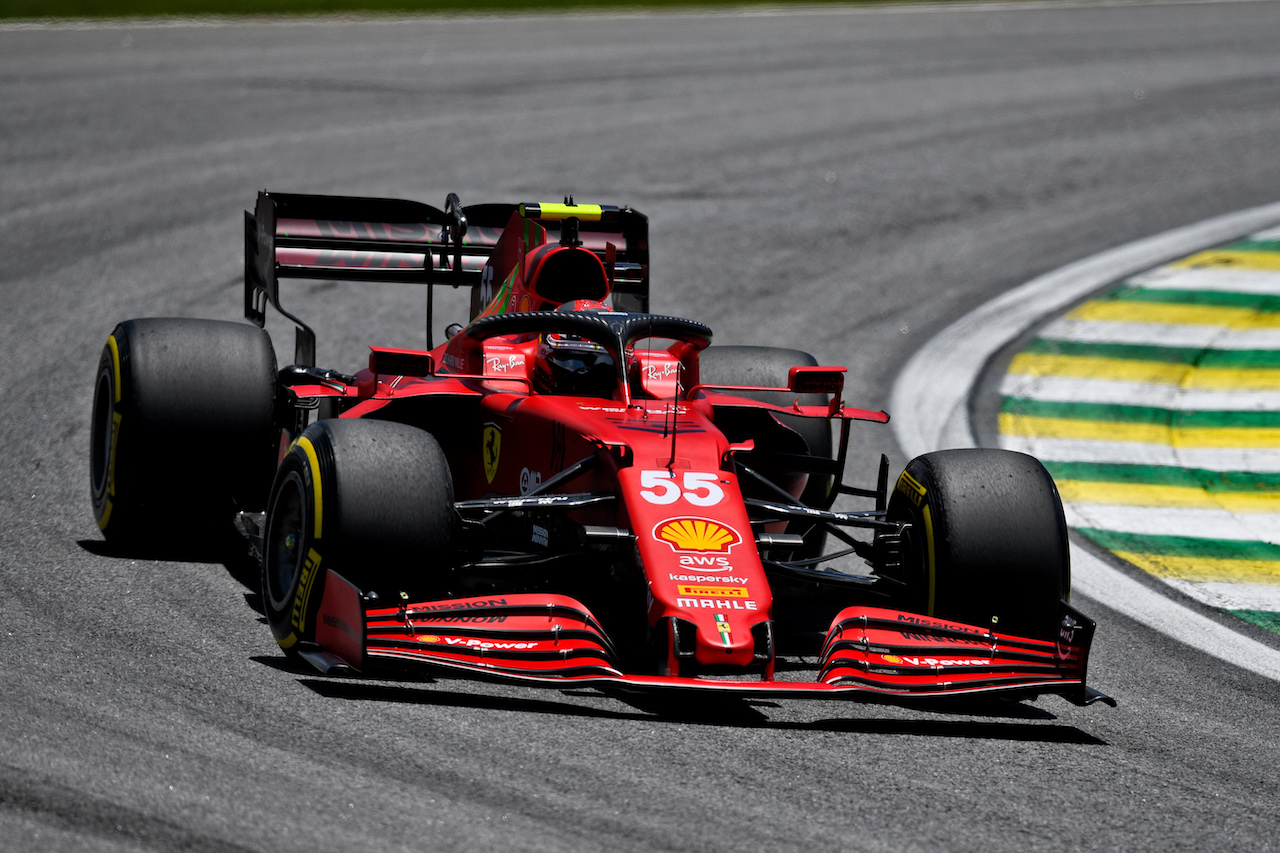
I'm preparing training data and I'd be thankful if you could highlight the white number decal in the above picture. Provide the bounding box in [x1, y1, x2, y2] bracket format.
[682, 472, 724, 507]
[640, 470, 681, 505]
[479, 266, 495, 305]
[639, 471, 725, 507]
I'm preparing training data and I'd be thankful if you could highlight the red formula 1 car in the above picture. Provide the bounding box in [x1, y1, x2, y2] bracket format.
[90, 191, 1113, 708]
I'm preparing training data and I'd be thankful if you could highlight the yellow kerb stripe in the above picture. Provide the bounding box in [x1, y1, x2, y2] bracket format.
[1066, 301, 1280, 328]
[1182, 368, 1280, 391]
[1008, 353, 1189, 384]
[1175, 427, 1280, 447]
[296, 436, 323, 539]
[1169, 250, 1280, 271]
[998, 413, 1169, 444]
[1116, 552, 1280, 585]
[999, 413, 1280, 448]
[1008, 354, 1280, 391]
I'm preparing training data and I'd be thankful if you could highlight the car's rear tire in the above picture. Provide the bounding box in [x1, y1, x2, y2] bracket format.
[698, 345, 832, 464]
[884, 448, 1069, 640]
[260, 419, 457, 654]
[698, 346, 834, 553]
[89, 318, 278, 547]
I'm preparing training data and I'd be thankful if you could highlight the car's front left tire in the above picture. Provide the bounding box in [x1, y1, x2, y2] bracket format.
[261, 418, 457, 655]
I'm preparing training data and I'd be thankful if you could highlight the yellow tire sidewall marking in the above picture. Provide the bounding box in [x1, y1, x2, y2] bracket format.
[106, 335, 121, 403]
[923, 503, 936, 617]
[97, 336, 123, 530]
[295, 436, 324, 540]
[291, 547, 324, 634]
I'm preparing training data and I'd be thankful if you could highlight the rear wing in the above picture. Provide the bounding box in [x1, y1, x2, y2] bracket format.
[244, 191, 649, 365]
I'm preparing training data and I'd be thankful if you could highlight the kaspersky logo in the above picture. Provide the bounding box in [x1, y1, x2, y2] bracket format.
[653, 517, 742, 554]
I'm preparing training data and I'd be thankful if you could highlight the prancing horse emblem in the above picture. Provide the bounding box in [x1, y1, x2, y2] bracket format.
[483, 423, 501, 483]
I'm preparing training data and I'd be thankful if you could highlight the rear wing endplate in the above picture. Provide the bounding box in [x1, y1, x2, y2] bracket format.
[244, 191, 649, 365]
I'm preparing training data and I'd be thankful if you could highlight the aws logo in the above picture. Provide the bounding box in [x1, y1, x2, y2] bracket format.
[653, 517, 742, 554]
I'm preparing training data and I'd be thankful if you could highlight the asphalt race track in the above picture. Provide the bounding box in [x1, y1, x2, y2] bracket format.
[3, 3, 1280, 850]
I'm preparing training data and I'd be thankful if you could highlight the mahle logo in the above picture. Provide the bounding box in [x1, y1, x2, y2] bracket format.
[654, 517, 742, 554]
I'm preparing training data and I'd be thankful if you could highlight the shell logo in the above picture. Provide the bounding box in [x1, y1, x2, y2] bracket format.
[654, 517, 742, 554]
[881, 654, 903, 664]
[416, 635, 442, 644]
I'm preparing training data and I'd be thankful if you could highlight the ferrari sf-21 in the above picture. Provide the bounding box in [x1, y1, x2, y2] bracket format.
[89, 191, 1113, 708]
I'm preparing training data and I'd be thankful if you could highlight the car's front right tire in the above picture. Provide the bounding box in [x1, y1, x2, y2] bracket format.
[884, 448, 1069, 640]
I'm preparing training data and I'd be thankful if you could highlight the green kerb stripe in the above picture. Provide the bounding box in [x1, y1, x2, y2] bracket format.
[1077, 528, 1280, 561]
[1041, 461, 1280, 492]
[1023, 339, 1201, 363]
[1024, 339, 1280, 369]
[1002, 397, 1280, 429]
[1230, 610, 1280, 633]
[1217, 240, 1280, 254]
[1102, 285, 1280, 311]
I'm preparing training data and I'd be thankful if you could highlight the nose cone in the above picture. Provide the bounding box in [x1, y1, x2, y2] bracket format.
[696, 609, 759, 668]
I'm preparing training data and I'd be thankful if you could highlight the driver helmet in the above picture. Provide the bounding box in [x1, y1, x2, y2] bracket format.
[532, 300, 616, 397]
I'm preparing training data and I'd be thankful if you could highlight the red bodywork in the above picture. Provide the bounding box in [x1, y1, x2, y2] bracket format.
[247, 191, 1110, 708]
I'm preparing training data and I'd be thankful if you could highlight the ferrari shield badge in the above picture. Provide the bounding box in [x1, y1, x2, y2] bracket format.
[483, 423, 501, 483]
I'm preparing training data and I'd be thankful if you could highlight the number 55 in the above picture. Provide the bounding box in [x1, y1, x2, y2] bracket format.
[639, 470, 725, 507]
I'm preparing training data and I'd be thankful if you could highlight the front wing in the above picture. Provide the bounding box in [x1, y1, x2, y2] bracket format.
[304, 570, 1114, 707]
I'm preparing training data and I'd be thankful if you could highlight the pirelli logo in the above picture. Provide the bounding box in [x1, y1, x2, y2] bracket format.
[677, 585, 749, 598]
[894, 471, 926, 506]
[291, 548, 323, 633]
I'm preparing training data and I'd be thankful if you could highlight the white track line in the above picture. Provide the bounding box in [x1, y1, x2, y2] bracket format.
[891, 200, 1280, 683]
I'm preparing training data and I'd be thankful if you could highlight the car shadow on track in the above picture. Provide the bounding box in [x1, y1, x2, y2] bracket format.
[78, 520, 261, 587]
[290, 674, 1107, 745]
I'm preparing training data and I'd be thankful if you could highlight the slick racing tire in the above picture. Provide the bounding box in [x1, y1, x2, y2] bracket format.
[884, 448, 1069, 641]
[698, 346, 832, 466]
[89, 318, 278, 546]
[698, 346, 834, 553]
[261, 419, 457, 655]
